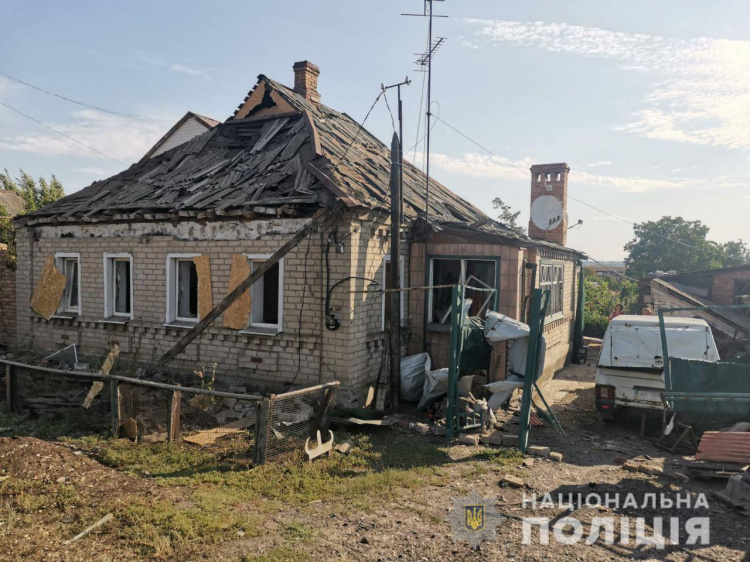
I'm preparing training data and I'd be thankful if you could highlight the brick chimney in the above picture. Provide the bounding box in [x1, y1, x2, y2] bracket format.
[528, 163, 569, 246]
[293, 61, 321, 104]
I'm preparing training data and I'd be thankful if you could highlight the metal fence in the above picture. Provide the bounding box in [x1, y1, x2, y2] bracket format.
[2, 360, 338, 465]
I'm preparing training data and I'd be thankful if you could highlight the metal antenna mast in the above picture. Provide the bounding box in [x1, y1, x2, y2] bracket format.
[403, 0, 448, 223]
[381, 77, 411, 225]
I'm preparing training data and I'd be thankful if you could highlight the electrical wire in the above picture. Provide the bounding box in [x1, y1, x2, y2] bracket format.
[0, 101, 126, 165]
[331, 91, 383, 172]
[583, 256, 650, 286]
[290, 231, 313, 387]
[382, 89, 397, 133]
[433, 114, 745, 266]
[0, 70, 172, 122]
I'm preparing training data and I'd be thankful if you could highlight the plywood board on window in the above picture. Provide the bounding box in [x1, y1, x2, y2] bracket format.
[30, 255, 66, 320]
[193, 255, 213, 321]
[223, 254, 252, 329]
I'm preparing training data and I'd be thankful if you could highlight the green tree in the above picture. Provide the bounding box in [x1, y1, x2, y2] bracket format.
[583, 274, 639, 337]
[0, 169, 19, 193]
[722, 240, 750, 265]
[492, 197, 524, 233]
[624, 216, 745, 278]
[18, 170, 38, 212]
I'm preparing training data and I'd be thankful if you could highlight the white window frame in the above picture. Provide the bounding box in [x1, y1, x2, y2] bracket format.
[165, 253, 201, 324]
[54, 252, 82, 315]
[540, 262, 565, 321]
[103, 253, 134, 320]
[381, 255, 406, 331]
[242, 254, 284, 333]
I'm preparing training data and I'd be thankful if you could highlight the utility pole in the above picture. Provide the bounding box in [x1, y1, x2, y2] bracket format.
[388, 132, 402, 409]
[381, 77, 411, 224]
[403, 0, 447, 224]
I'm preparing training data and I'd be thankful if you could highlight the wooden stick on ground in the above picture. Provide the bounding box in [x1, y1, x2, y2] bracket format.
[157, 204, 344, 367]
[63, 513, 113, 545]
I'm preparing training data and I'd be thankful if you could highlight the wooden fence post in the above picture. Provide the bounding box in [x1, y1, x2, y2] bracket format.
[167, 390, 181, 443]
[5, 364, 19, 413]
[110, 380, 119, 437]
[253, 398, 270, 466]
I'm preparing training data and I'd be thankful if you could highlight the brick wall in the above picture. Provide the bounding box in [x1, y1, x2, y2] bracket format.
[536, 251, 578, 385]
[711, 268, 750, 305]
[14, 214, 379, 400]
[0, 245, 16, 345]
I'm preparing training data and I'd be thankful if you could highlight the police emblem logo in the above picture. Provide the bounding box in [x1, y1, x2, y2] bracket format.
[446, 492, 506, 548]
[465, 505, 485, 532]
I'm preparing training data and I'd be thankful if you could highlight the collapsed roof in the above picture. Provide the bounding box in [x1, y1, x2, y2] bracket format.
[18, 66, 584, 255]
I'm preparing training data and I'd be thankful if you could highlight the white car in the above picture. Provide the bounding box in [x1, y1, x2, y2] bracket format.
[595, 315, 720, 420]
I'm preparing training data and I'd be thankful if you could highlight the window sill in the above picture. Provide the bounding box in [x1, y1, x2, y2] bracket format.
[50, 312, 78, 320]
[544, 313, 565, 325]
[239, 326, 282, 337]
[98, 316, 131, 325]
[426, 322, 451, 334]
[163, 321, 198, 330]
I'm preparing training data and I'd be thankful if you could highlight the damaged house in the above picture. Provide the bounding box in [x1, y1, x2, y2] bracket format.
[642, 264, 750, 357]
[13, 61, 585, 405]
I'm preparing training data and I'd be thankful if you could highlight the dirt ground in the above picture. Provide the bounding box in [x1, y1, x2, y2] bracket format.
[1, 359, 748, 561]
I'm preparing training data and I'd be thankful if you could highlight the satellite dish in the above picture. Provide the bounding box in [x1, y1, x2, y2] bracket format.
[530, 195, 564, 231]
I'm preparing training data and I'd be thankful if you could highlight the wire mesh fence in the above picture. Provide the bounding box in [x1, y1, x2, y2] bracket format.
[266, 382, 338, 462]
[2, 360, 339, 466]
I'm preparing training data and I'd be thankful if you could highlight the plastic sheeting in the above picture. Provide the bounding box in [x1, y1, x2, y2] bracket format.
[400, 353, 430, 402]
[417, 370, 474, 410]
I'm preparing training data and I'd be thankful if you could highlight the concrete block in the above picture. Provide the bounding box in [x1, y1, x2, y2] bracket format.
[480, 430, 504, 446]
[527, 445, 550, 458]
[549, 452, 563, 463]
[502, 434, 519, 447]
[459, 433, 480, 446]
[500, 474, 525, 488]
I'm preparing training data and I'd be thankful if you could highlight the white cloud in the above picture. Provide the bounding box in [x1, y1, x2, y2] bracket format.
[587, 160, 612, 168]
[137, 52, 210, 78]
[430, 151, 741, 193]
[0, 109, 165, 163]
[463, 19, 750, 150]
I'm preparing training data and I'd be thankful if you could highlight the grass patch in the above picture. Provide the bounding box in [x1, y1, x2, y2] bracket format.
[284, 521, 313, 540]
[241, 546, 312, 561]
[470, 447, 524, 466]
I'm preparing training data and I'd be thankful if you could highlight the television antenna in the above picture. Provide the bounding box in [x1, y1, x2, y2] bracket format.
[403, 0, 448, 223]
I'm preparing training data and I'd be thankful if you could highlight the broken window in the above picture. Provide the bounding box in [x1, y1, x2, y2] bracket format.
[167, 255, 199, 323]
[55, 254, 80, 314]
[382, 255, 405, 330]
[428, 257, 498, 327]
[246, 255, 284, 332]
[104, 254, 133, 318]
[540, 263, 564, 318]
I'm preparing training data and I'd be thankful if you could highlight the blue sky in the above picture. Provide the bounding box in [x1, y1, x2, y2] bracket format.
[2, 0, 749, 260]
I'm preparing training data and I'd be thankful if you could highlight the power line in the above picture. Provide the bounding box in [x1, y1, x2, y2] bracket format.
[0, 70, 172, 122]
[0, 101, 126, 165]
[433, 115, 744, 265]
[584, 256, 649, 286]
[331, 91, 383, 173]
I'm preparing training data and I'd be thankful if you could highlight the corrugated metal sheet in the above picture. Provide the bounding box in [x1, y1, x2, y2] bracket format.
[696, 432, 750, 464]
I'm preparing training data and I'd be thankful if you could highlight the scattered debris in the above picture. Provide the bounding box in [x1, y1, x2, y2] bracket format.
[183, 417, 255, 446]
[63, 513, 113, 545]
[502, 434, 518, 447]
[522, 458, 534, 467]
[335, 439, 355, 454]
[305, 430, 334, 461]
[480, 430, 504, 446]
[409, 422, 431, 436]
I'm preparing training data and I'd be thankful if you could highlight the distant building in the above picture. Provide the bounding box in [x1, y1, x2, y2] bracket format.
[585, 264, 625, 279]
[641, 264, 750, 357]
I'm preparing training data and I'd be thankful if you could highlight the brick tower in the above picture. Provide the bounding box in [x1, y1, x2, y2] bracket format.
[528, 163, 569, 246]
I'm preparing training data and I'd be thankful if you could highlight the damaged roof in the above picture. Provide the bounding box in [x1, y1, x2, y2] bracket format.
[17, 70, 584, 255]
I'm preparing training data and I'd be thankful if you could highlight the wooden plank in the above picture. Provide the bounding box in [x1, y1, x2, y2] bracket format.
[302, 110, 322, 157]
[223, 254, 252, 330]
[157, 204, 344, 366]
[167, 390, 181, 442]
[183, 416, 254, 446]
[253, 398, 270, 465]
[30, 255, 67, 320]
[193, 255, 214, 321]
